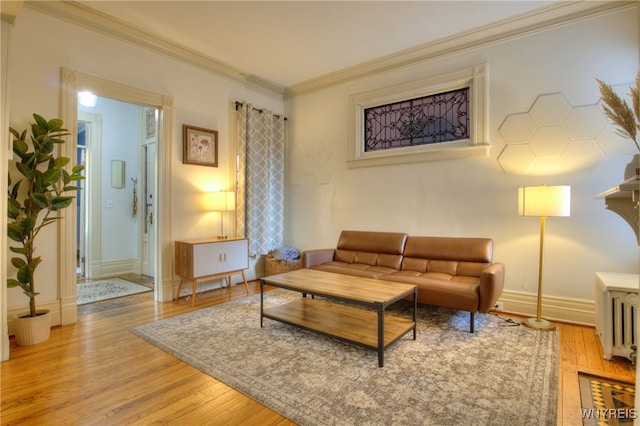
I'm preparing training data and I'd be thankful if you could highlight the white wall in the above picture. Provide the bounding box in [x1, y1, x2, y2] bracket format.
[6, 6, 283, 311]
[284, 8, 640, 306]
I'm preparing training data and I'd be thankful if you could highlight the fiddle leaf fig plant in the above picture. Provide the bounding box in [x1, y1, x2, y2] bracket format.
[7, 114, 84, 317]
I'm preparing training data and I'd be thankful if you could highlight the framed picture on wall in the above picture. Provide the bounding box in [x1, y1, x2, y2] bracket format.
[182, 124, 218, 167]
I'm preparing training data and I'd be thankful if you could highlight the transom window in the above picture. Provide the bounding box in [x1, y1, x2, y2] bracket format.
[348, 63, 489, 168]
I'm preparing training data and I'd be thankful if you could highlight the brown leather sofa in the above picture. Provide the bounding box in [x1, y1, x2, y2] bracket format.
[302, 230, 505, 332]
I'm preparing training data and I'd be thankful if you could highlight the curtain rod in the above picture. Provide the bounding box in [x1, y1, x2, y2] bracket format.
[235, 101, 287, 120]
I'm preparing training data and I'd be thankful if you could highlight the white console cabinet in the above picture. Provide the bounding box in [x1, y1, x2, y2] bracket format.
[174, 238, 249, 306]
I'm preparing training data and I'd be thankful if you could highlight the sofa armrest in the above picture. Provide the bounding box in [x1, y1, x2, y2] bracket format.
[302, 249, 336, 268]
[478, 262, 505, 313]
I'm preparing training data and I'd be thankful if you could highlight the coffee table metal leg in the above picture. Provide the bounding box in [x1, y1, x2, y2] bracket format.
[260, 279, 264, 328]
[377, 303, 384, 367]
[413, 287, 417, 339]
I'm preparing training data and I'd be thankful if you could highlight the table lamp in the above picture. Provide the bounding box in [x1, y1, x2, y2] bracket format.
[209, 191, 235, 239]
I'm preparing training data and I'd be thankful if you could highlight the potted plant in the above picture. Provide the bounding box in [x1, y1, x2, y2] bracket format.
[6, 114, 84, 345]
[597, 72, 640, 180]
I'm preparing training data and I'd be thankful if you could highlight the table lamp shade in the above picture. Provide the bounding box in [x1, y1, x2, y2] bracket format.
[208, 191, 235, 212]
[518, 185, 570, 217]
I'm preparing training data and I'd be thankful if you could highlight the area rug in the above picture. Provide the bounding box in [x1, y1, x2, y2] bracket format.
[77, 278, 152, 305]
[579, 372, 635, 425]
[131, 290, 558, 425]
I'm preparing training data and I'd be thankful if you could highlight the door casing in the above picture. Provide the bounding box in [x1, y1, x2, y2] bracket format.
[60, 67, 174, 326]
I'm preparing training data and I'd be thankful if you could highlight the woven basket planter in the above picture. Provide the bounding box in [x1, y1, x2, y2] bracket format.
[265, 255, 302, 276]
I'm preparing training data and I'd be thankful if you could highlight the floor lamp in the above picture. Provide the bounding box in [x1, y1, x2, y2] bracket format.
[518, 185, 571, 331]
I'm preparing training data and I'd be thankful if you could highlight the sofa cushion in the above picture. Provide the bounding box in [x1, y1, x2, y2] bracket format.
[333, 230, 408, 269]
[427, 260, 458, 276]
[458, 261, 491, 277]
[311, 262, 398, 279]
[401, 236, 492, 277]
[336, 230, 408, 254]
[334, 249, 356, 264]
[381, 272, 480, 311]
[403, 236, 493, 262]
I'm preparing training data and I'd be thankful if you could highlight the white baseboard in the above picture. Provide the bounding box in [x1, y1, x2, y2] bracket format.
[89, 258, 141, 279]
[496, 289, 595, 326]
[7, 288, 596, 336]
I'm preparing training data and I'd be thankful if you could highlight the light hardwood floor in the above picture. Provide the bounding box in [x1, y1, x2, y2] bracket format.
[1, 281, 635, 425]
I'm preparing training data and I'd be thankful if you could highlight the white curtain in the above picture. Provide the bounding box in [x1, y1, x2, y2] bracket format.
[236, 103, 285, 256]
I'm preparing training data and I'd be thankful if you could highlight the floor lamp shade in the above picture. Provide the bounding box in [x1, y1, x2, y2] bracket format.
[518, 185, 571, 217]
[518, 184, 570, 331]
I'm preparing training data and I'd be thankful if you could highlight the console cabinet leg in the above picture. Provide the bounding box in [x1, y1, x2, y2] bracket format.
[191, 279, 198, 307]
[174, 278, 185, 301]
[241, 271, 249, 294]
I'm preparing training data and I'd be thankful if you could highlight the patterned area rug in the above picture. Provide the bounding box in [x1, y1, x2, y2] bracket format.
[131, 289, 558, 425]
[579, 373, 636, 425]
[77, 278, 152, 305]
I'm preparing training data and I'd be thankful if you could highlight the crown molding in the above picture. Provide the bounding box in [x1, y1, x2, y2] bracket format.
[285, 1, 637, 98]
[24, 0, 285, 96]
[1, 1, 23, 24]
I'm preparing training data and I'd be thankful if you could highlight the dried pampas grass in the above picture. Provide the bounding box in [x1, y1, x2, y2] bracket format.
[597, 72, 640, 152]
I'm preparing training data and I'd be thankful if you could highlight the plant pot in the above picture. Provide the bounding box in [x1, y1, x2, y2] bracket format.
[13, 310, 51, 346]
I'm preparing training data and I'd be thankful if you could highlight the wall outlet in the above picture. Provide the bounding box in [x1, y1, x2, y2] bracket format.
[493, 302, 504, 311]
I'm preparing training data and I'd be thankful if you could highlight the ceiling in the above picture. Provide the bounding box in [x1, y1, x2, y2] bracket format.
[74, 1, 562, 91]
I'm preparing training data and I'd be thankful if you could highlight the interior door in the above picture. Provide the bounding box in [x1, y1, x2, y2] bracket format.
[142, 141, 157, 278]
[76, 111, 102, 281]
[76, 126, 87, 278]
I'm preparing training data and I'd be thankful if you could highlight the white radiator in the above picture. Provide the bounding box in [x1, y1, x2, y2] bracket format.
[595, 272, 640, 363]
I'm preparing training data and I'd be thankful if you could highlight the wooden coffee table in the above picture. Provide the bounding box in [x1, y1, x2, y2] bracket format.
[260, 269, 417, 367]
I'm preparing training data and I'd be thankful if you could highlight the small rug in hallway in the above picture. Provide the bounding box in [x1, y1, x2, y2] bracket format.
[77, 278, 152, 305]
[579, 372, 635, 425]
[131, 290, 558, 425]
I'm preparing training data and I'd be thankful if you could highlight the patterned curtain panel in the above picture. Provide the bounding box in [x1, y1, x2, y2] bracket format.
[236, 103, 285, 256]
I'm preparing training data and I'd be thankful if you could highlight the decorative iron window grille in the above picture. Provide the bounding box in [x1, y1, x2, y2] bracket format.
[364, 87, 469, 152]
[348, 63, 488, 168]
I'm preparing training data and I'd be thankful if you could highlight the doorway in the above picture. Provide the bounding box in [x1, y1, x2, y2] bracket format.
[76, 97, 158, 291]
[60, 67, 174, 318]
